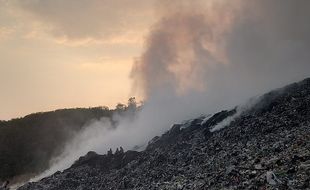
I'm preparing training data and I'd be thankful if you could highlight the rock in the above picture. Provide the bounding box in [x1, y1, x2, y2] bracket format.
[266, 171, 282, 185]
[226, 165, 236, 175]
[254, 164, 262, 170]
[18, 78, 310, 190]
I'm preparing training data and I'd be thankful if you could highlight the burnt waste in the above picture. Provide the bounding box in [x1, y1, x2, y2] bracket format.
[19, 78, 310, 190]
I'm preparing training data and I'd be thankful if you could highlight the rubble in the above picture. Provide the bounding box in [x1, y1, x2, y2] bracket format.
[19, 78, 310, 190]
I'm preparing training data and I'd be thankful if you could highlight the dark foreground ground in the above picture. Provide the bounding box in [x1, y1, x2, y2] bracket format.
[19, 78, 310, 190]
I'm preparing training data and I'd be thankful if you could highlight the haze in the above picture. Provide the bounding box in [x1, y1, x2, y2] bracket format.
[0, 0, 156, 120]
[1, 0, 309, 182]
[1, 0, 310, 121]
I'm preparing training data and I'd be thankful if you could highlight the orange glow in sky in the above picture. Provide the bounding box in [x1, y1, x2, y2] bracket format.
[0, 0, 156, 120]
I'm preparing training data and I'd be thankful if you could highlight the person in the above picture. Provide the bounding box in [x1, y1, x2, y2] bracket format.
[119, 146, 124, 154]
[115, 148, 120, 155]
[107, 148, 113, 156]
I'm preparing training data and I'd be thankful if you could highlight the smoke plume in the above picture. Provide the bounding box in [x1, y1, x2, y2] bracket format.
[33, 0, 310, 181]
[132, 0, 310, 105]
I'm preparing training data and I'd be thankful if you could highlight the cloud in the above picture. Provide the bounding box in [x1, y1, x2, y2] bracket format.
[13, 0, 155, 44]
[27, 0, 310, 184]
[0, 26, 14, 40]
[131, 0, 239, 97]
[0, 1, 15, 40]
[225, 0, 310, 94]
[132, 0, 310, 104]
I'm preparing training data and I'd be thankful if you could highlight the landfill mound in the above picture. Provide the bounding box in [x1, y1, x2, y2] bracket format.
[19, 78, 310, 190]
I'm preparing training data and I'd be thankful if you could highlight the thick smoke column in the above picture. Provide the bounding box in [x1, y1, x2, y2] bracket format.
[33, 0, 310, 182]
[131, 0, 237, 97]
[132, 0, 310, 105]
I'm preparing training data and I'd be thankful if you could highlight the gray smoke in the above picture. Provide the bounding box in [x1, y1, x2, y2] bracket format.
[132, 0, 310, 109]
[31, 0, 310, 182]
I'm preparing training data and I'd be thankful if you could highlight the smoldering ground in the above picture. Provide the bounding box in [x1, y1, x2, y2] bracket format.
[32, 0, 310, 181]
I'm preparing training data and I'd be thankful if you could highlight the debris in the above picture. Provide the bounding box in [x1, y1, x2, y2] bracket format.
[266, 171, 282, 185]
[18, 78, 310, 190]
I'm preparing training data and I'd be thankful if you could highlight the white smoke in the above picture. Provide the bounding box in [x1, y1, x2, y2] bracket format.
[32, 0, 310, 182]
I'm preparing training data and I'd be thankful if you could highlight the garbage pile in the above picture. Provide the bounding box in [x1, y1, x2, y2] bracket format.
[19, 78, 310, 190]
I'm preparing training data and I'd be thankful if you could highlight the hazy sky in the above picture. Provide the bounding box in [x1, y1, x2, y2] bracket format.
[0, 0, 156, 120]
[1, 0, 310, 120]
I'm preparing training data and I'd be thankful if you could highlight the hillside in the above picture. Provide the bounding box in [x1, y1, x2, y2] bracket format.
[19, 78, 310, 190]
[0, 107, 114, 183]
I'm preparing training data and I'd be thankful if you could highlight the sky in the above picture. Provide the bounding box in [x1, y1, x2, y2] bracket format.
[0, 0, 156, 120]
[1, 0, 310, 180]
[1, 0, 310, 121]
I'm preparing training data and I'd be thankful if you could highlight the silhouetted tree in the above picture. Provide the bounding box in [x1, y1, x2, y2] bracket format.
[127, 97, 137, 110]
[115, 103, 126, 111]
[0, 107, 114, 182]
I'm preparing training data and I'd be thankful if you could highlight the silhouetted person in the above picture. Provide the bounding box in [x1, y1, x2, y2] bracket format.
[107, 148, 113, 156]
[119, 146, 124, 154]
[115, 148, 120, 155]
